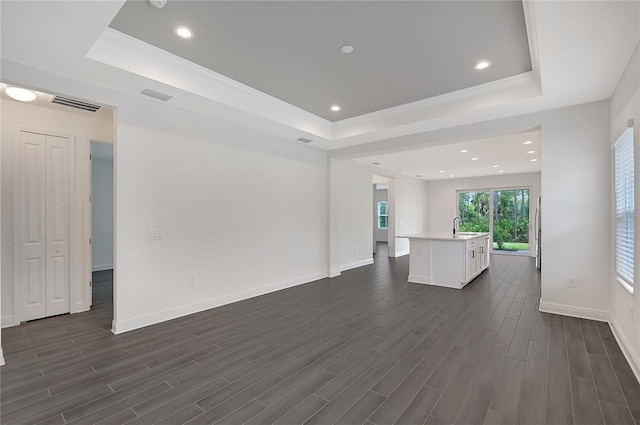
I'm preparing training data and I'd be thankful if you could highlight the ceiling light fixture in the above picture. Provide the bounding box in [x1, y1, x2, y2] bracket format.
[474, 60, 491, 70]
[340, 45, 354, 54]
[450, 174, 455, 178]
[531, 158, 538, 162]
[330, 105, 341, 111]
[372, 161, 383, 166]
[174, 26, 194, 39]
[492, 165, 499, 168]
[527, 150, 535, 154]
[439, 170, 445, 173]
[471, 157, 479, 161]
[416, 174, 423, 178]
[460, 149, 468, 153]
[498, 170, 505, 173]
[5, 86, 37, 102]
[149, 0, 167, 8]
[523, 140, 533, 145]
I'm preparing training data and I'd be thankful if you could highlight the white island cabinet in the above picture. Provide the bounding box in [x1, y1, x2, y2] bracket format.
[400, 232, 490, 289]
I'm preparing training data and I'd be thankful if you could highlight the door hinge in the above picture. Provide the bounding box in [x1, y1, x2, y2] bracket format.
[89, 280, 92, 287]
[89, 195, 92, 203]
[90, 153, 92, 160]
[89, 238, 92, 245]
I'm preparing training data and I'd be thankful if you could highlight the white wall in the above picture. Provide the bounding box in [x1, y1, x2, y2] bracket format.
[393, 173, 429, 256]
[91, 151, 114, 271]
[332, 160, 374, 271]
[375, 188, 388, 242]
[609, 42, 640, 378]
[113, 103, 329, 332]
[425, 172, 541, 257]
[1, 99, 114, 327]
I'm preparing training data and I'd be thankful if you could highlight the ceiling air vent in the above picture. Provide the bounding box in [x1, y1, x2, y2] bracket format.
[297, 137, 313, 144]
[141, 88, 173, 102]
[51, 96, 101, 112]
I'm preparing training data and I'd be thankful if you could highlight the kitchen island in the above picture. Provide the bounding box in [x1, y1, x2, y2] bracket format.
[400, 232, 491, 289]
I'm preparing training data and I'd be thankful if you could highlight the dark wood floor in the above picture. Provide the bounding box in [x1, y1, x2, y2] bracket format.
[1, 246, 639, 425]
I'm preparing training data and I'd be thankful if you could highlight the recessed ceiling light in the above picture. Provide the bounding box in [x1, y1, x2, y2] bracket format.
[471, 157, 479, 161]
[174, 26, 194, 39]
[492, 165, 499, 168]
[340, 45, 354, 54]
[498, 170, 505, 173]
[331, 105, 341, 111]
[439, 170, 445, 173]
[474, 60, 491, 70]
[523, 140, 533, 145]
[5, 86, 36, 102]
[450, 174, 455, 178]
[531, 158, 538, 162]
[527, 150, 535, 154]
[372, 161, 383, 166]
[460, 149, 468, 153]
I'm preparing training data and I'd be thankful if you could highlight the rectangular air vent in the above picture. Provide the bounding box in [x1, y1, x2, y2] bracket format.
[297, 137, 313, 144]
[51, 96, 101, 112]
[141, 88, 173, 102]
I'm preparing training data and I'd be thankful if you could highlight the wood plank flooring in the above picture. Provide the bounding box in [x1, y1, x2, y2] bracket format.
[1, 245, 639, 425]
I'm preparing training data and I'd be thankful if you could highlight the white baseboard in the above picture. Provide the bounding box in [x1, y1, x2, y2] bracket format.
[92, 264, 114, 272]
[1, 315, 16, 328]
[610, 317, 640, 383]
[112, 271, 328, 334]
[339, 258, 374, 272]
[329, 268, 341, 278]
[538, 300, 610, 322]
[0, 348, 5, 366]
[393, 250, 410, 258]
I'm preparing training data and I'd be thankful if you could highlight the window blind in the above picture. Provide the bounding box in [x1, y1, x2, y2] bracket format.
[615, 128, 635, 286]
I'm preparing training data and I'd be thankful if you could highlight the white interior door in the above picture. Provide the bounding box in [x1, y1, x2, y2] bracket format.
[46, 135, 71, 316]
[16, 130, 71, 322]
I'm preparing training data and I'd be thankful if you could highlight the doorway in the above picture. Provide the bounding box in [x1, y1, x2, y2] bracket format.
[89, 142, 114, 308]
[372, 174, 396, 258]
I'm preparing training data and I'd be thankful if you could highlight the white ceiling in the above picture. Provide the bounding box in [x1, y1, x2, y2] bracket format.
[356, 130, 541, 181]
[0, 1, 638, 159]
[109, 1, 532, 121]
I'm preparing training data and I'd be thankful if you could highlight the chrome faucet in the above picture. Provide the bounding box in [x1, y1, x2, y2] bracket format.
[453, 216, 461, 234]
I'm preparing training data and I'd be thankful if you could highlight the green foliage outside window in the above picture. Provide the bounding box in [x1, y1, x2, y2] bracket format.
[378, 201, 388, 229]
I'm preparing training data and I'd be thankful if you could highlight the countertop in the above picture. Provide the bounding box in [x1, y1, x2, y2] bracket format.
[398, 232, 490, 241]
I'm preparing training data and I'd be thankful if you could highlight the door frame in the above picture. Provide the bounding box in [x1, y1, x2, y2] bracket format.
[13, 127, 76, 324]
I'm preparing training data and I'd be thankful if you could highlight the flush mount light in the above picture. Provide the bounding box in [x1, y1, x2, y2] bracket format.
[460, 149, 468, 153]
[523, 140, 533, 145]
[340, 45, 354, 54]
[450, 174, 455, 178]
[439, 170, 445, 173]
[174, 26, 194, 39]
[471, 157, 479, 161]
[492, 165, 499, 168]
[330, 105, 341, 111]
[474, 60, 491, 70]
[5, 86, 37, 102]
[498, 170, 505, 173]
[531, 158, 538, 162]
[527, 150, 536, 154]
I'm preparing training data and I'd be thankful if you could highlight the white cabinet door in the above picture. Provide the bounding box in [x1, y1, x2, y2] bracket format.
[465, 246, 476, 281]
[46, 135, 71, 316]
[16, 130, 71, 322]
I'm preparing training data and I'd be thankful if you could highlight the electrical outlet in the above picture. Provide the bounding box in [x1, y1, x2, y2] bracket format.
[188, 276, 196, 286]
[567, 276, 577, 288]
[148, 228, 165, 241]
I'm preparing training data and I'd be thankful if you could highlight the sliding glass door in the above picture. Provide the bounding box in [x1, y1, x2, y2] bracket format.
[493, 189, 530, 254]
[457, 188, 531, 255]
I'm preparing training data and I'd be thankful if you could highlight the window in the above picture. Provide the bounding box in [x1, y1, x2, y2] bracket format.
[615, 127, 635, 289]
[378, 201, 388, 229]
